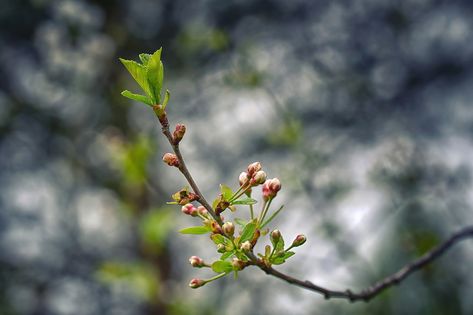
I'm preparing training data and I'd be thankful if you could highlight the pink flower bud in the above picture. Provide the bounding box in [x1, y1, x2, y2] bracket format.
[173, 124, 186, 144]
[240, 240, 252, 251]
[162, 153, 179, 167]
[247, 162, 262, 177]
[292, 234, 307, 247]
[189, 278, 205, 289]
[197, 206, 208, 216]
[250, 170, 267, 186]
[222, 222, 235, 236]
[189, 256, 205, 268]
[239, 172, 249, 186]
[181, 203, 198, 216]
[262, 178, 282, 201]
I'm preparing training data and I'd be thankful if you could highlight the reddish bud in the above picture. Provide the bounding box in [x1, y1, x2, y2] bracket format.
[189, 278, 205, 289]
[247, 162, 262, 177]
[250, 170, 267, 186]
[173, 124, 186, 144]
[197, 206, 208, 216]
[189, 256, 205, 268]
[292, 234, 307, 247]
[181, 203, 198, 216]
[222, 222, 235, 237]
[262, 178, 282, 201]
[239, 172, 249, 186]
[163, 153, 179, 167]
[211, 221, 223, 234]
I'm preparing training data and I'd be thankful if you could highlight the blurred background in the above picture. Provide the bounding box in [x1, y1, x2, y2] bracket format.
[1, 0, 473, 314]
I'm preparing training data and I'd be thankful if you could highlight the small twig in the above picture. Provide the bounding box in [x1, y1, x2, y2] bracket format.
[256, 226, 473, 302]
[157, 112, 223, 226]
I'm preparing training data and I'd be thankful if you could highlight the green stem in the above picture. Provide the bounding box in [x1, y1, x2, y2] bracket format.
[259, 199, 273, 225]
[205, 272, 227, 283]
[249, 204, 254, 220]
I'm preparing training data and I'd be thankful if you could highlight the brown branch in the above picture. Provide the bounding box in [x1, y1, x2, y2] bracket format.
[153, 107, 473, 302]
[156, 111, 223, 226]
[255, 226, 473, 302]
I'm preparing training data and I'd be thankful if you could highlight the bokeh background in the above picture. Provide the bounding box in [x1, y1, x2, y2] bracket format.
[1, 0, 473, 314]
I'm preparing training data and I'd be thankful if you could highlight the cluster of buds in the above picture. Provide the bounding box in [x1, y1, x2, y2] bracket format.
[239, 162, 267, 188]
[262, 178, 281, 201]
[162, 153, 179, 167]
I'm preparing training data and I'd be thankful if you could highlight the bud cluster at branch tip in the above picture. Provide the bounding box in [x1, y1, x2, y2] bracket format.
[263, 178, 281, 201]
[163, 153, 179, 167]
[173, 124, 186, 144]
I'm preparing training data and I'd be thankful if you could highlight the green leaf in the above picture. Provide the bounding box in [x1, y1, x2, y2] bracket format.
[271, 257, 286, 265]
[220, 251, 234, 261]
[146, 48, 164, 104]
[179, 226, 211, 235]
[271, 233, 285, 253]
[234, 218, 247, 227]
[211, 261, 233, 273]
[220, 184, 233, 200]
[121, 90, 153, 106]
[260, 205, 284, 228]
[139, 53, 152, 65]
[211, 234, 228, 245]
[162, 89, 170, 109]
[119, 58, 153, 102]
[232, 197, 257, 205]
[239, 222, 256, 244]
[283, 251, 295, 260]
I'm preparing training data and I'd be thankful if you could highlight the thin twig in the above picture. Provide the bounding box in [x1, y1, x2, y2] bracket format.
[256, 226, 473, 302]
[157, 113, 223, 226]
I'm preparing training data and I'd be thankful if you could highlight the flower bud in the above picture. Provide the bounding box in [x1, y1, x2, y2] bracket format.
[189, 278, 205, 289]
[189, 256, 205, 268]
[262, 178, 282, 201]
[247, 162, 262, 176]
[173, 124, 186, 144]
[216, 243, 226, 253]
[291, 234, 307, 247]
[239, 172, 249, 186]
[270, 229, 281, 244]
[250, 170, 267, 186]
[211, 221, 223, 234]
[197, 206, 208, 216]
[240, 240, 252, 251]
[222, 222, 235, 237]
[181, 203, 198, 216]
[231, 258, 246, 271]
[162, 153, 179, 167]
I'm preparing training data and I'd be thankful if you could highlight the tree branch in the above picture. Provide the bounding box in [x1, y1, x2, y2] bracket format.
[255, 226, 473, 302]
[156, 112, 223, 226]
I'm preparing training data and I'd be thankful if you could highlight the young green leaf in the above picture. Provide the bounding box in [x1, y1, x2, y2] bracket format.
[179, 226, 211, 235]
[220, 184, 233, 200]
[162, 89, 170, 109]
[239, 222, 257, 243]
[234, 218, 247, 227]
[139, 53, 152, 65]
[119, 58, 153, 102]
[211, 234, 228, 245]
[121, 90, 153, 106]
[211, 261, 233, 273]
[220, 251, 234, 261]
[232, 197, 257, 206]
[146, 48, 163, 104]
